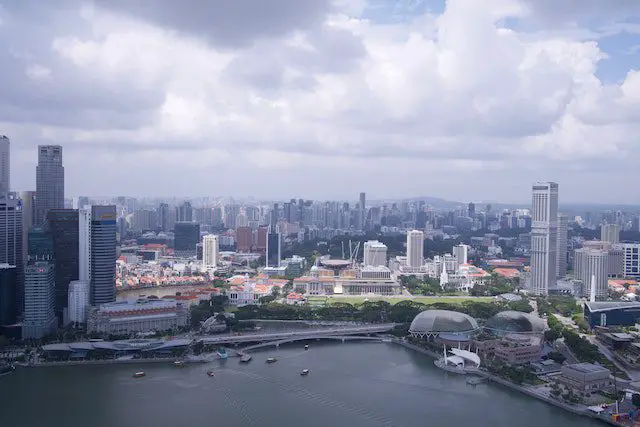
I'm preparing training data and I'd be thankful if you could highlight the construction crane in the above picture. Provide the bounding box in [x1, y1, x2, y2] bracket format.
[348, 240, 360, 268]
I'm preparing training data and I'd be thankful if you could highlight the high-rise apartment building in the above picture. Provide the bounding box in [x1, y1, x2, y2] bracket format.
[363, 240, 387, 267]
[22, 262, 57, 339]
[157, 203, 170, 231]
[67, 280, 89, 325]
[601, 224, 621, 244]
[556, 214, 568, 278]
[80, 205, 117, 305]
[0, 195, 23, 315]
[48, 209, 79, 320]
[202, 234, 219, 269]
[266, 228, 281, 268]
[35, 145, 64, 226]
[0, 135, 9, 195]
[406, 230, 424, 268]
[177, 201, 193, 223]
[530, 182, 558, 296]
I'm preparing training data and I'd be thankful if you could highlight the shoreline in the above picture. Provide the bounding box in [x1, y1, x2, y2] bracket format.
[392, 339, 619, 426]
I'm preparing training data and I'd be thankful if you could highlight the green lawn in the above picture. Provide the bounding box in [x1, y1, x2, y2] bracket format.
[305, 295, 494, 306]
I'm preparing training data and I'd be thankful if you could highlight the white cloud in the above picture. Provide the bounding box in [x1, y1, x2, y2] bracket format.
[2, 0, 640, 202]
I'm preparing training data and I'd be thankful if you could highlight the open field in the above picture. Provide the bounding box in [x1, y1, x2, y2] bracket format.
[305, 295, 494, 306]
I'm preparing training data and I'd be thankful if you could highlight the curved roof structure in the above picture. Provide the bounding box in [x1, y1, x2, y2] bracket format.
[319, 259, 351, 268]
[449, 348, 481, 367]
[42, 339, 191, 353]
[409, 310, 479, 334]
[485, 310, 546, 334]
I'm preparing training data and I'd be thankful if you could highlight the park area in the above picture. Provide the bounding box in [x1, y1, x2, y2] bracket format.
[306, 295, 494, 306]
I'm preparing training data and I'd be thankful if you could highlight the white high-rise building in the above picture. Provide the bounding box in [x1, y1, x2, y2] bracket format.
[556, 214, 568, 278]
[406, 230, 424, 268]
[0, 135, 9, 195]
[574, 247, 609, 299]
[363, 240, 387, 267]
[202, 234, 219, 269]
[68, 280, 89, 325]
[453, 244, 468, 268]
[530, 182, 558, 296]
[601, 224, 620, 244]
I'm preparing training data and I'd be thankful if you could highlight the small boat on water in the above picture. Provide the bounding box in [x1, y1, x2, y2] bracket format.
[173, 360, 185, 367]
[240, 354, 252, 363]
[300, 369, 310, 376]
[304, 345, 309, 350]
[207, 371, 215, 377]
[266, 357, 277, 364]
[133, 372, 145, 378]
[217, 347, 228, 360]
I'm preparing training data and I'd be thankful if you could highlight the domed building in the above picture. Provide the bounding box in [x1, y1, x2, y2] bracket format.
[485, 311, 546, 336]
[409, 310, 479, 340]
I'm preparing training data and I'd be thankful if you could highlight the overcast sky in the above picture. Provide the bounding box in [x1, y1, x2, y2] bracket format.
[1, 0, 639, 204]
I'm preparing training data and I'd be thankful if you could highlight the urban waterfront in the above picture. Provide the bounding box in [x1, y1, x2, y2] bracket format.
[1, 342, 601, 427]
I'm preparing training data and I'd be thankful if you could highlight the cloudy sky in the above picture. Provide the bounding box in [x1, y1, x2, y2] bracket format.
[1, 0, 639, 204]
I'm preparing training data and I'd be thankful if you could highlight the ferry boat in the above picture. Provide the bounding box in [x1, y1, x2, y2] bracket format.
[266, 357, 277, 364]
[304, 345, 309, 350]
[239, 354, 252, 363]
[300, 369, 310, 376]
[207, 371, 215, 377]
[133, 372, 146, 378]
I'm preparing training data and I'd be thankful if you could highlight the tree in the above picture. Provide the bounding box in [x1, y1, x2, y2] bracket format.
[632, 394, 640, 407]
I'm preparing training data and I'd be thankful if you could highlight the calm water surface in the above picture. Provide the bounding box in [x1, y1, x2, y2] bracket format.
[1, 342, 602, 427]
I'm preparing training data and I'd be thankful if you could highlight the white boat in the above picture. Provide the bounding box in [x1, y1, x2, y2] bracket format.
[266, 357, 277, 364]
[300, 369, 310, 376]
[133, 371, 145, 378]
[173, 360, 185, 367]
[304, 345, 309, 350]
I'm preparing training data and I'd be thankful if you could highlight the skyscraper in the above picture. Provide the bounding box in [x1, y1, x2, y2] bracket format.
[48, 209, 80, 321]
[406, 230, 424, 268]
[67, 280, 89, 325]
[0, 135, 10, 195]
[19, 190, 36, 262]
[174, 222, 200, 257]
[35, 145, 64, 226]
[202, 234, 219, 269]
[0, 195, 23, 315]
[453, 244, 469, 268]
[601, 223, 621, 244]
[556, 214, 568, 278]
[363, 240, 388, 267]
[80, 205, 116, 305]
[266, 227, 281, 268]
[530, 182, 559, 296]
[0, 264, 17, 325]
[22, 262, 57, 339]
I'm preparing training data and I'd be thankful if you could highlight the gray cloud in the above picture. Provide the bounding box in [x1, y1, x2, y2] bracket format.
[95, 0, 333, 48]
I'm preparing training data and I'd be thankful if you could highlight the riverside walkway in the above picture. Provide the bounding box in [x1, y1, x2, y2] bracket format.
[198, 323, 396, 346]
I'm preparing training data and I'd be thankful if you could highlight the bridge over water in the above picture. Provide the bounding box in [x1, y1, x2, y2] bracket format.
[241, 335, 391, 352]
[197, 323, 396, 347]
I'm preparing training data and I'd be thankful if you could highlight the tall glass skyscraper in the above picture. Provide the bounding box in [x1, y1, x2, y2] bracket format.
[0, 195, 23, 315]
[530, 182, 559, 296]
[0, 135, 10, 195]
[35, 145, 64, 226]
[80, 205, 116, 305]
[48, 209, 79, 320]
[266, 227, 281, 268]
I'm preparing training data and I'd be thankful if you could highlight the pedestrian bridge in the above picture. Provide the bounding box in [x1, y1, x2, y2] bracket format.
[241, 335, 391, 352]
[198, 323, 396, 347]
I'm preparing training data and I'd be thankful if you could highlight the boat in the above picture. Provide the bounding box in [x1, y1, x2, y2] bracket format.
[133, 372, 145, 378]
[207, 371, 215, 377]
[173, 360, 185, 367]
[300, 369, 310, 376]
[217, 347, 228, 360]
[266, 357, 277, 364]
[304, 345, 309, 350]
[239, 354, 252, 363]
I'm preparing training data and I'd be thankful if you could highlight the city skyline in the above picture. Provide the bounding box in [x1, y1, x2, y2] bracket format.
[1, 2, 640, 203]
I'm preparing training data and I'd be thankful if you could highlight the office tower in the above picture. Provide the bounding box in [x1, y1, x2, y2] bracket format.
[0, 196, 23, 315]
[0, 264, 17, 325]
[202, 234, 219, 269]
[22, 262, 57, 339]
[80, 205, 117, 305]
[601, 223, 620, 244]
[468, 202, 476, 218]
[256, 226, 268, 253]
[574, 247, 609, 299]
[556, 214, 568, 278]
[177, 201, 193, 222]
[19, 190, 36, 262]
[0, 135, 9, 195]
[453, 244, 469, 268]
[266, 227, 281, 268]
[620, 244, 640, 279]
[157, 203, 170, 231]
[174, 222, 200, 257]
[236, 227, 252, 252]
[360, 192, 366, 212]
[27, 228, 53, 261]
[48, 209, 79, 320]
[530, 182, 558, 296]
[67, 280, 89, 325]
[212, 206, 224, 228]
[363, 240, 387, 267]
[406, 230, 424, 268]
[35, 145, 64, 226]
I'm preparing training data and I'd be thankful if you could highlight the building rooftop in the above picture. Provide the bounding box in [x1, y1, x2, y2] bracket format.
[585, 301, 640, 312]
[565, 362, 610, 374]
